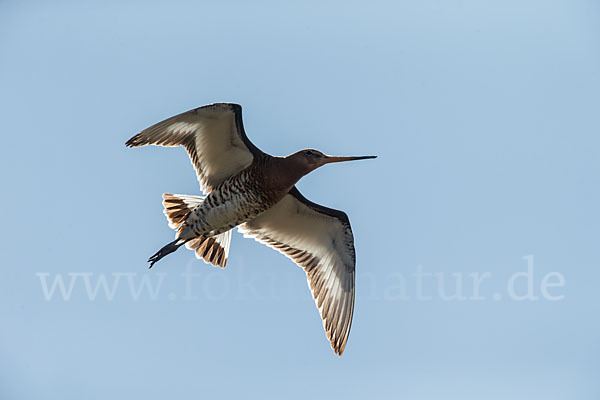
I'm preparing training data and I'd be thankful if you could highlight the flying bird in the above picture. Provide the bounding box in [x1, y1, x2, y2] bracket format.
[125, 103, 376, 355]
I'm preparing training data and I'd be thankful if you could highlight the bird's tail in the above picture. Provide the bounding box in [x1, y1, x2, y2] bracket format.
[160, 193, 232, 268]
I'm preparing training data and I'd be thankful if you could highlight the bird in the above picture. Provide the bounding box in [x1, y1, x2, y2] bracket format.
[125, 103, 376, 355]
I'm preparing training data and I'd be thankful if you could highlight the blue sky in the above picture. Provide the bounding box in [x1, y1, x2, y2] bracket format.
[1, 1, 599, 399]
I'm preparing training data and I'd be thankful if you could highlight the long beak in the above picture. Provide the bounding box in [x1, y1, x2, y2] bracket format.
[322, 155, 377, 164]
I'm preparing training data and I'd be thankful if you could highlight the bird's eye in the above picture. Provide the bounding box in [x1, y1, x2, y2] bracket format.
[305, 150, 313, 156]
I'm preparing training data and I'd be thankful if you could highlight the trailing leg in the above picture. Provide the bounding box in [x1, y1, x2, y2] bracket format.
[148, 239, 184, 269]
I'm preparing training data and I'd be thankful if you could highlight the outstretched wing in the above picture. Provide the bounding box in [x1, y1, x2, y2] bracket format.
[238, 187, 356, 356]
[126, 103, 263, 193]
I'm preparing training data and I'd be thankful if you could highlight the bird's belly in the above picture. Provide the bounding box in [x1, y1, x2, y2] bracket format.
[203, 198, 260, 233]
[183, 190, 269, 239]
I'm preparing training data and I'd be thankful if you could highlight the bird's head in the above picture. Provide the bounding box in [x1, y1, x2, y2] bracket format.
[287, 149, 377, 176]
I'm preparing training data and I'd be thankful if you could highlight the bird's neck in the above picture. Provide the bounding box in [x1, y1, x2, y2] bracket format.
[261, 156, 307, 194]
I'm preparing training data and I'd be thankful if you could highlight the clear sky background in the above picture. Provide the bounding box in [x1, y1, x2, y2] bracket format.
[1, 1, 599, 399]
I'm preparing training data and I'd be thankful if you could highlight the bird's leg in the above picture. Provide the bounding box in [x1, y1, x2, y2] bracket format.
[147, 239, 184, 269]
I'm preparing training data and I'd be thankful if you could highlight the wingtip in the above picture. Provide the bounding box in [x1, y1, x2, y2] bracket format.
[329, 338, 344, 357]
[124, 137, 136, 148]
[125, 132, 144, 148]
